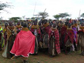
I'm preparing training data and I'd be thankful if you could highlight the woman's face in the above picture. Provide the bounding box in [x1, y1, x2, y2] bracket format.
[9, 22, 13, 26]
[52, 24, 56, 28]
[17, 22, 20, 25]
[34, 22, 37, 25]
[5, 24, 8, 27]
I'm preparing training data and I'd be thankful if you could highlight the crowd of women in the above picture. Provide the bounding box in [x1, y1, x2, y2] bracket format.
[0, 19, 84, 63]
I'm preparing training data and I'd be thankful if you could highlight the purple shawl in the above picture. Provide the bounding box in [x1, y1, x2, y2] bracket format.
[72, 27, 77, 42]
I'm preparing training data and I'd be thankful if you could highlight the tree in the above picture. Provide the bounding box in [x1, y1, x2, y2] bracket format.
[39, 12, 49, 19]
[59, 13, 70, 18]
[31, 17, 35, 20]
[0, 2, 10, 12]
[53, 15, 60, 20]
[9, 17, 21, 22]
[26, 18, 30, 20]
[81, 13, 84, 18]
[0, 17, 3, 20]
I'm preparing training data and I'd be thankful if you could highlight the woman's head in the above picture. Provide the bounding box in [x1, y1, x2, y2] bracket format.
[52, 23, 57, 29]
[5, 22, 8, 27]
[33, 19, 37, 25]
[22, 22, 27, 28]
[17, 22, 20, 25]
[9, 21, 13, 26]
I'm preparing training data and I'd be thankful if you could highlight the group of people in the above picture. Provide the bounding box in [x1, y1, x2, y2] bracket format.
[0, 19, 84, 63]
[0, 22, 35, 63]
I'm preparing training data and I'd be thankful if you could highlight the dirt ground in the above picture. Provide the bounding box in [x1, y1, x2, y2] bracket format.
[0, 50, 84, 63]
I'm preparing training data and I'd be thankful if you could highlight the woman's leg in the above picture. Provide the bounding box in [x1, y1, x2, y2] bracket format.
[11, 56, 16, 59]
[74, 41, 77, 51]
[22, 57, 28, 63]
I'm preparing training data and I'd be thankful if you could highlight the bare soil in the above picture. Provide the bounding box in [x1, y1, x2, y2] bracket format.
[0, 50, 84, 63]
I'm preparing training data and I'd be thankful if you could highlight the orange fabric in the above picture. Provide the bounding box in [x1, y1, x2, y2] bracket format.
[22, 28, 29, 31]
[31, 25, 39, 29]
[79, 26, 84, 32]
[43, 23, 49, 27]
[16, 25, 22, 28]
[0, 27, 1, 29]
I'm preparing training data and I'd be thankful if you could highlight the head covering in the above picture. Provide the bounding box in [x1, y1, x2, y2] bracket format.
[39, 20, 42, 26]
[21, 22, 23, 26]
[69, 19, 72, 23]
[65, 21, 72, 28]
[42, 19, 47, 24]
[81, 22, 84, 26]
[5, 22, 8, 27]
[22, 22, 28, 28]
[65, 22, 68, 26]
[17, 22, 20, 25]
[52, 20, 56, 23]
[9, 21, 13, 26]
[33, 19, 37, 25]
[51, 23, 57, 29]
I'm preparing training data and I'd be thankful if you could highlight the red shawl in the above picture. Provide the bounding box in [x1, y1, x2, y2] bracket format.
[49, 29, 61, 54]
[31, 28, 41, 34]
[61, 25, 67, 36]
[64, 29, 74, 44]
[10, 30, 35, 57]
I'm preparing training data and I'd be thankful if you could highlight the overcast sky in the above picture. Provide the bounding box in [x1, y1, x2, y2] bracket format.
[0, 0, 84, 20]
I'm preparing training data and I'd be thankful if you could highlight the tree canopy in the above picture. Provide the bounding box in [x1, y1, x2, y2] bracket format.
[59, 13, 70, 18]
[9, 17, 21, 22]
[81, 13, 84, 17]
[31, 17, 35, 20]
[39, 12, 49, 19]
[0, 2, 10, 11]
[53, 15, 60, 20]
[53, 13, 70, 20]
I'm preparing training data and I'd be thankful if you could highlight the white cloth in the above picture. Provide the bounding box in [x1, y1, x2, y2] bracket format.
[2, 42, 8, 58]
[77, 25, 81, 31]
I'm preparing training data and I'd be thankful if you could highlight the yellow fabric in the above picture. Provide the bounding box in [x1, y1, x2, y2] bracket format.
[67, 28, 73, 31]
[22, 27, 29, 31]
[80, 26, 84, 30]
[58, 23, 61, 26]
[72, 24, 77, 27]
[67, 26, 72, 30]
[16, 25, 22, 28]
[7, 26, 17, 40]
[31, 25, 39, 29]
[3, 28, 6, 33]
[43, 23, 49, 27]
[0, 27, 3, 31]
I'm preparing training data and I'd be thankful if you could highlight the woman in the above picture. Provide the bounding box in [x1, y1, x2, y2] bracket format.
[10, 23, 35, 63]
[2, 22, 16, 58]
[41, 20, 50, 48]
[16, 22, 22, 33]
[48, 23, 61, 56]
[0, 26, 3, 51]
[3, 23, 8, 46]
[72, 23, 78, 51]
[60, 22, 67, 51]
[64, 24, 74, 54]
[78, 23, 84, 56]
[31, 20, 41, 54]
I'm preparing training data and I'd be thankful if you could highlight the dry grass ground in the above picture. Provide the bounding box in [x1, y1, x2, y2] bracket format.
[0, 50, 84, 63]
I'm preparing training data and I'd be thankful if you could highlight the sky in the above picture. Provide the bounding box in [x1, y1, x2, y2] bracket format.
[0, 0, 84, 20]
